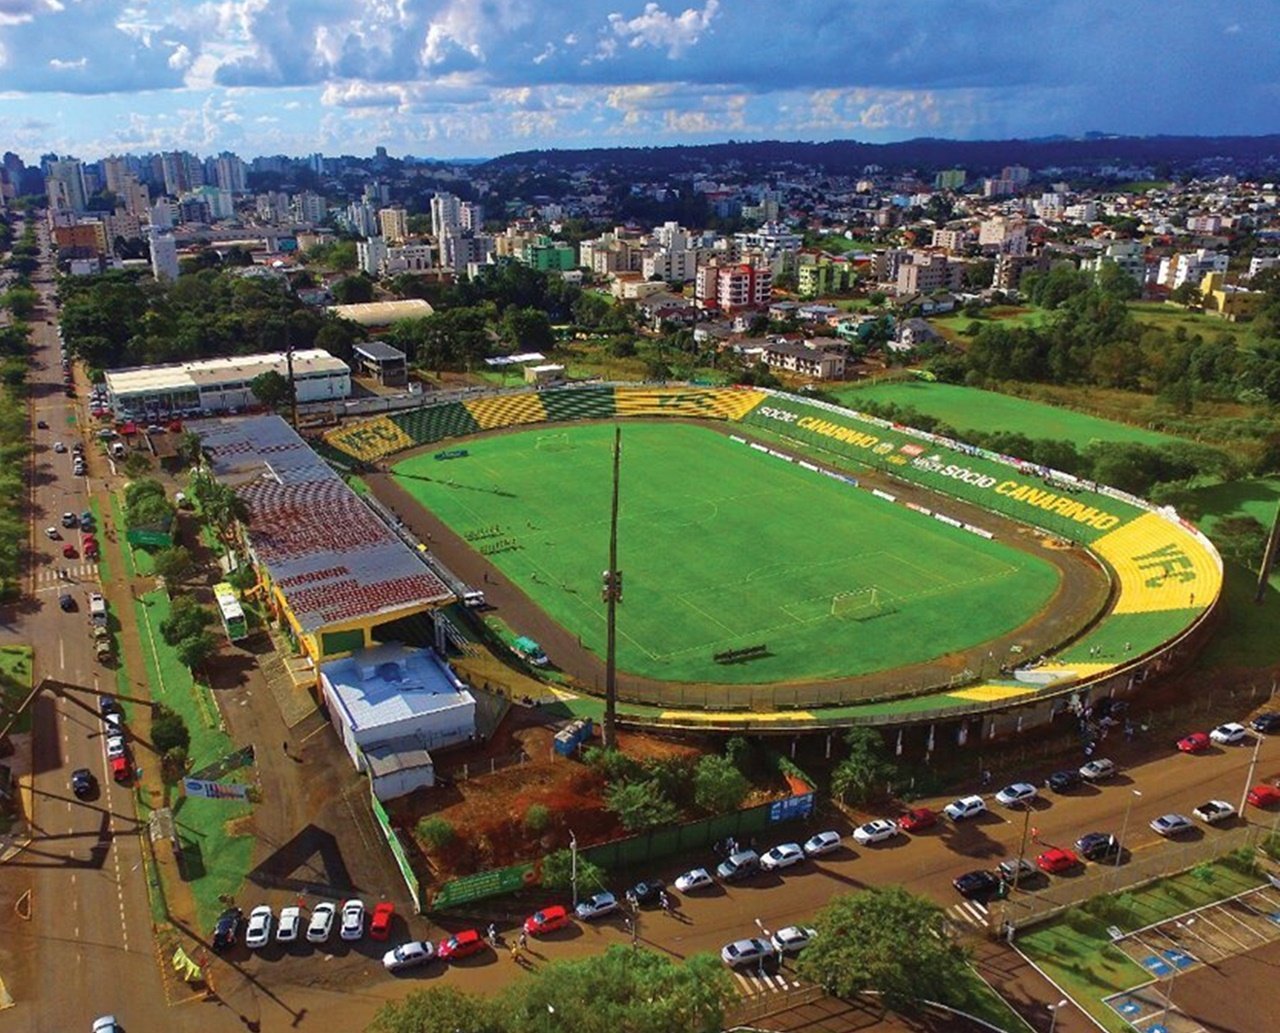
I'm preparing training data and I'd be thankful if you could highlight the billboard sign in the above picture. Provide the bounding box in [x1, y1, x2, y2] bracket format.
[182, 777, 249, 800]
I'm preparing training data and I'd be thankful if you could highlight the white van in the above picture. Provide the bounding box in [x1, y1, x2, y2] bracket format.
[111, 442, 126, 459]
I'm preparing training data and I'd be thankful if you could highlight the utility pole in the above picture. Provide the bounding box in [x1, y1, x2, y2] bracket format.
[284, 293, 299, 431]
[1239, 732, 1263, 816]
[602, 426, 622, 748]
[1257, 500, 1280, 603]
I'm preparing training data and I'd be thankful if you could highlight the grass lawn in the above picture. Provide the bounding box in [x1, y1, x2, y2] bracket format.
[929, 306, 1051, 339]
[1127, 301, 1257, 348]
[954, 968, 1034, 1032]
[833, 381, 1182, 449]
[1018, 860, 1264, 1032]
[392, 422, 1059, 684]
[0, 645, 34, 734]
[134, 588, 253, 930]
[811, 233, 877, 253]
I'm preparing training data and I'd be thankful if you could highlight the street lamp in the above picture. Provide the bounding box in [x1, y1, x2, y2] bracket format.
[1047, 998, 1069, 1033]
[1238, 731, 1263, 816]
[569, 830, 578, 908]
[1159, 918, 1196, 1023]
[1115, 789, 1142, 879]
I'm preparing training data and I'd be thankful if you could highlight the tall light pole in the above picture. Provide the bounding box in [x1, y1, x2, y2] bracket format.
[1011, 802, 1034, 894]
[569, 830, 579, 908]
[602, 426, 622, 749]
[1239, 732, 1263, 816]
[1047, 999, 1069, 1033]
[1115, 789, 1142, 882]
[1159, 918, 1196, 1024]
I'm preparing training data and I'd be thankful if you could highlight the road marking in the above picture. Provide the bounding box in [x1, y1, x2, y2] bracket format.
[59, 638, 65, 671]
[947, 900, 990, 928]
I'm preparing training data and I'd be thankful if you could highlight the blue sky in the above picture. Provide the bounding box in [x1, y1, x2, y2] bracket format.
[0, 1, 1277, 162]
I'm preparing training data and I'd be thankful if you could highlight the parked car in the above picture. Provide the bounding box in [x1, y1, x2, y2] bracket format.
[245, 906, 273, 949]
[306, 902, 336, 943]
[1247, 784, 1280, 808]
[211, 907, 243, 952]
[92, 1017, 120, 1033]
[996, 858, 1037, 883]
[853, 819, 900, 845]
[1036, 847, 1080, 874]
[339, 899, 365, 940]
[383, 940, 435, 972]
[437, 928, 485, 961]
[53, 441, 66, 453]
[770, 926, 817, 955]
[70, 768, 96, 799]
[898, 808, 937, 832]
[1079, 758, 1117, 781]
[1177, 732, 1211, 754]
[369, 901, 395, 940]
[58, 593, 75, 612]
[716, 850, 760, 882]
[673, 869, 714, 893]
[953, 869, 1001, 901]
[944, 795, 987, 821]
[110, 755, 131, 782]
[1150, 814, 1194, 837]
[1250, 712, 1280, 734]
[720, 937, 774, 969]
[1192, 800, 1235, 825]
[105, 734, 126, 760]
[1076, 832, 1121, 862]
[99, 695, 120, 717]
[524, 905, 571, 936]
[760, 842, 806, 870]
[626, 880, 667, 906]
[1210, 722, 1248, 745]
[994, 782, 1038, 808]
[802, 830, 843, 855]
[61, 511, 77, 527]
[575, 892, 619, 920]
[276, 906, 302, 943]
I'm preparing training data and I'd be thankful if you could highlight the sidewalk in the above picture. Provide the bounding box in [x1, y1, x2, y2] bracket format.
[970, 936, 1096, 1033]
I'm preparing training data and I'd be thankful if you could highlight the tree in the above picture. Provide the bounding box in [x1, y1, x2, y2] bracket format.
[369, 987, 502, 1033]
[1171, 282, 1203, 309]
[501, 306, 555, 351]
[153, 546, 195, 586]
[830, 728, 895, 805]
[176, 630, 219, 672]
[160, 594, 213, 646]
[250, 369, 292, 409]
[151, 703, 191, 754]
[331, 274, 374, 304]
[540, 847, 607, 893]
[604, 779, 681, 832]
[416, 816, 455, 849]
[692, 754, 750, 813]
[796, 887, 971, 1011]
[176, 430, 204, 469]
[123, 451, 153, 478]
[1211, 515, 1268, 571]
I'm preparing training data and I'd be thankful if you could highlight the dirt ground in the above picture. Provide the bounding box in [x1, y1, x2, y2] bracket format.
[1160, 935, 1280, 1033]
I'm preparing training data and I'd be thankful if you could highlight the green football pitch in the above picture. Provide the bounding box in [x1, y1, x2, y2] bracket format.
[392, 422, 1062, 685]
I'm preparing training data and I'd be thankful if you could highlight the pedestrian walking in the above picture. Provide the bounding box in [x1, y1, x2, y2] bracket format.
[659, 891, 671, 914]
[517, 929, 527, 950]
[487, 923, 497, 947]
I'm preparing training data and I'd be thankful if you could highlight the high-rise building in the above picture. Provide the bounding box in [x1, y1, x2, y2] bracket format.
[150, 232, 179, 282]
[357, 237, 387, 276]
[431, 192, 462, 238]
[292, 191, 326, 224]
[934, 168, 967, 191]
[45, 158, 88, 212]
[460, 201, 484, 232]
[120, 176, 150, 219]
[161, 151, 202, 196]
[346, 201, 379, 237]
[100, 155, 131, 194]
[378, 207, 409, 243]
[214, 152, 247, 193]
[441, 231, 494, 271]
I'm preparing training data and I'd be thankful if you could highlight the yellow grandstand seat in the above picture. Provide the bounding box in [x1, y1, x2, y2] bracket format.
[323, 416, 414, 462]
[613, 386, 766, 420]
[465, 392, 548, 430]
[1092, 513, 1223, 614]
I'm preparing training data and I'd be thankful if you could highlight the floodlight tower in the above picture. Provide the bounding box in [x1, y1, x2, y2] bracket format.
[602, 426, 623, 748]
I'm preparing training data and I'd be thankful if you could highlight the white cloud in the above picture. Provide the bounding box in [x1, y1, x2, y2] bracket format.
[48, 55, 86, 70]
[321, 81, 406, 109]
[168, 44, 192, 70]
[607, 0, 719, 58]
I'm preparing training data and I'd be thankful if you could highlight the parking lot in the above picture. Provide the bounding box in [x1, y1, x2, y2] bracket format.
[1103, 882, 1280, 1032]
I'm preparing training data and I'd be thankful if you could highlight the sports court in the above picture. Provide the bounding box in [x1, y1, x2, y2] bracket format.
[390, 422, 1061, 685]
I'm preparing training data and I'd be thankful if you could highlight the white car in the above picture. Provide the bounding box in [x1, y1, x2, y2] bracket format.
[574, 892, 619, 920]
[803, 830, 842, 856]
[276, 906, 301, 942]
[307, 902, 336, 943]
[383, 940, 435, 972]
[244, 905, 273, 949]
[760, 842, 805, 871]
[1210, 722, 1248, 745]
[721, 937, 775, 969]
[340, 899, 365, 940]
[853, 819, 900, 845]
[92, 1018, 120, 1033]
[1150, 813, 1194, 837]
[1192, 800, 1235, 825]
[1079, 758, 1117, 781]
[673, 868, 714, 893]
[994, 782, 1038, 808]
[53, 441, 66, 453]
[105, 734, 126, 760]
[944, 795, 987, 821]
[770, 925, 817, 955]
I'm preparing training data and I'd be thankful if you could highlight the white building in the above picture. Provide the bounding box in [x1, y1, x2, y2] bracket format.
[1247, 255, 1280, 280]
[358, 236, 387, 276]
[978, 217, 1027, 256]
[1081, 240, 1148, 285]
[386, 243, 435, 273]
[431, 192, 462, 238]
[378, 207, 409, 243]
[442, 231, 494, 271]
[460, 201, 483, 231]
[320, 643, 476, 801]
[149, 232, 179, 282]
[1159, 249, 1229, 289]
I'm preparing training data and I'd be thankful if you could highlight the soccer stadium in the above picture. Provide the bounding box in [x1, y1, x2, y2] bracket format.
[320, 385, 1223, 734]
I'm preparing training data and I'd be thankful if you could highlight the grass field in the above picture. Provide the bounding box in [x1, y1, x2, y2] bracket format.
[392, 422, 1060, 684]
[0, 645, 33, 734]
[834, 381, 1181, 448]
[1127, 301, 1258, 348]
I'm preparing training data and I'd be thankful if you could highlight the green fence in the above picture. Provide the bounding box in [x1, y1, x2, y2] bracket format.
[370, 789, 422, 912]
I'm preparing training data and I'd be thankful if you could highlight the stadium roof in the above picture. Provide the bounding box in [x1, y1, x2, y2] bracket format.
[321, 643, 474, 737]
[105, 349, 347, 397]
[194, 415, 453, 634]
[328, 298, 434, 327]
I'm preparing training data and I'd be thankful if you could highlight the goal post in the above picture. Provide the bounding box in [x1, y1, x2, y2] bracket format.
[830, 587, 893, 621]
[535, 431, 574, 452]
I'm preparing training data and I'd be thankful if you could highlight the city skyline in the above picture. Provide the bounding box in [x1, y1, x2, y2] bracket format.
[0, 0, 1277, 162]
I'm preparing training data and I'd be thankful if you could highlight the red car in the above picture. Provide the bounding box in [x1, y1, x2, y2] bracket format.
[110, 754, 132, 783]
[1247, 784, 1280, 808]
[1036, 847, 1079, 874]
[1177, 732, 1211, 754]
[62, 543, 77, 559]
[369, 901, 395, 940]
[437, 928, 485, 961]
[523, 905, 571, 937]
[899, 807, 938, 832]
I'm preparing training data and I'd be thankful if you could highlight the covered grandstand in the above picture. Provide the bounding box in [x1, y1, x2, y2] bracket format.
[319, 385, 1223, 733]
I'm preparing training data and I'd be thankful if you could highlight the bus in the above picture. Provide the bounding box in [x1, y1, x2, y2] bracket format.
[213, 582, 248, 643]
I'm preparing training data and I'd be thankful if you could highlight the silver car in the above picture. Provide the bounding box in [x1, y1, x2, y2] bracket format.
[721, 937, 774, 968]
